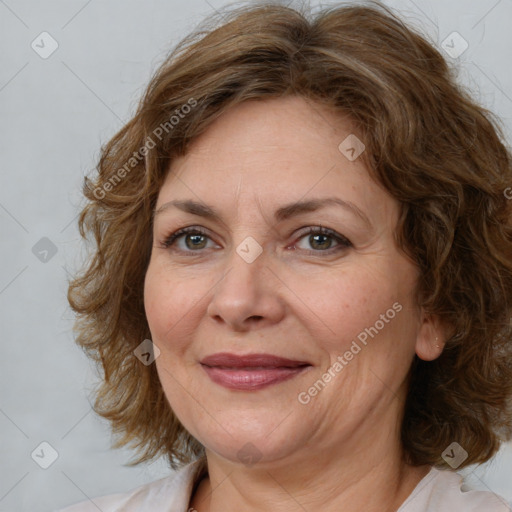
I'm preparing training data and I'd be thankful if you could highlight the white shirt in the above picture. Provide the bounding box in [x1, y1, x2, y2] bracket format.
[56, 457, 511, 512]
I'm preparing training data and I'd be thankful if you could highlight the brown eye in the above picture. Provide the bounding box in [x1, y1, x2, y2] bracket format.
[295, 227, 352, 253]
[185, 233, 208, 250]
[163, 226, 218, 253]
[308, 233, 333, 250]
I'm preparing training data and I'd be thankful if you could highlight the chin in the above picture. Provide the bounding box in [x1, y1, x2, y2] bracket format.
[203, 434, 302, 468]
[194, 411, 309, 465]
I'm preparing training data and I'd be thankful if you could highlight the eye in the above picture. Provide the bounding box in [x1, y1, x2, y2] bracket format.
[293, 226, 352, 254]
[161, 226, 218, 253]
[160, 225, 351, 256]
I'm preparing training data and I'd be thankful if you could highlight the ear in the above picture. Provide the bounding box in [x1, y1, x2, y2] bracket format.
[415, 311, 446, 361]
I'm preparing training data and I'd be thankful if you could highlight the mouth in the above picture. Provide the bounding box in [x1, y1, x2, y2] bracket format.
[200, 352, 312, 391]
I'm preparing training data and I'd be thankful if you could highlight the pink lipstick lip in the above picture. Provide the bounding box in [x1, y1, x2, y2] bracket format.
[201, 365, 310, 391]
[200, 353, 312, 391]
[200, 352, 310, 369]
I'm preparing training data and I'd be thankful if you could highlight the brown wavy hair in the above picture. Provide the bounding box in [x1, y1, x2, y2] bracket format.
[68, 0, 512, 470]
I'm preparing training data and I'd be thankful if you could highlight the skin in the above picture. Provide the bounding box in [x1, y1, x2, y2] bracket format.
[144, 95, 445, 512]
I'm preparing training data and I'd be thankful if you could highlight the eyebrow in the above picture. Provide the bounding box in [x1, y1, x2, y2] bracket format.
[154, 197, 371, 227]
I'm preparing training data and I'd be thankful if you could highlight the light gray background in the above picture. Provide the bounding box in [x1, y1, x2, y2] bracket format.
[1, 0, 511, 511]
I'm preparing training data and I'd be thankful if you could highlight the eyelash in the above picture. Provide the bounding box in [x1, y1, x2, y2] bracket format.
[160, 225, 352, 256]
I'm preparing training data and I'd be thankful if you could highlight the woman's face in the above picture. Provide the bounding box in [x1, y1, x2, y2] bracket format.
[144, 95, 440, 466]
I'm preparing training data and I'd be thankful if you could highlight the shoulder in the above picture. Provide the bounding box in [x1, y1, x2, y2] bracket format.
[54, 457, 207, 512]
[399, 467, 511, 512]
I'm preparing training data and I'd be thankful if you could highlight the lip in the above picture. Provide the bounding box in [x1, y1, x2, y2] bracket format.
[200, 352, 312, 391]
[201, 352, 310, 368]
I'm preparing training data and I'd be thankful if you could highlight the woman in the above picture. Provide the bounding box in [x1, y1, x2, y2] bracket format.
[60, 1, 512, 511]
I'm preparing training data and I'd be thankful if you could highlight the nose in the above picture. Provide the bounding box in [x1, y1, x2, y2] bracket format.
[206, 243, 286, 332]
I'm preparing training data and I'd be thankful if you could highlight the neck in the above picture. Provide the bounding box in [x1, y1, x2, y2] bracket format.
[189, 422, 430, 512]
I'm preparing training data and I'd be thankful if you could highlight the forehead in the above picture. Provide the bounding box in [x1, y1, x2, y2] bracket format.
[171, 96, 358, 172]
[156, 96, 395, 223]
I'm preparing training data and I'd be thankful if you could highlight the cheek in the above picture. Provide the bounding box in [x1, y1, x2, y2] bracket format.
[143, 261, 204, 349]
[297, 267, 399, 345]
[296, 261, 419, 367]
